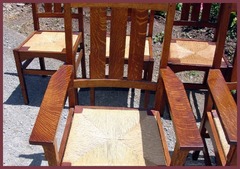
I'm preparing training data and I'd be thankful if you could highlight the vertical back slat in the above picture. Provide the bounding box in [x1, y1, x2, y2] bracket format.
[90, 8, 107, 79]
[44, 3, 52, 13]
[201, 3, 212, 22]
[54, 3, 62, 13]
[191, 3, 201, 21]
[181, 3, 191, 20]
[128, 9, 148, 81]
[109, 8, 128, 79]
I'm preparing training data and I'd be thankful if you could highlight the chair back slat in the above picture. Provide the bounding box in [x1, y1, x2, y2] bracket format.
[191, 3, 201, 21]
[44, 3, 52, 12]
[180, 3, 191, 20]
[108, 8, 128, 79]
[90, 8, 107, 79]
[201, 3, 212, 22]
[128, 9, 149, 81]
[54, 3, 62, 13]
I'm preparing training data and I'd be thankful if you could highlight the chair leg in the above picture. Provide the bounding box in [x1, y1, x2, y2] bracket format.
[143, 61, 153, 109]
[81, 53, 86, 78]
[13, 50, 29, 104]
[171, 142, 189, 166]
[90, 88, 95, 106]
[39, 57, 47, 77]
[39, 57, 46, 70]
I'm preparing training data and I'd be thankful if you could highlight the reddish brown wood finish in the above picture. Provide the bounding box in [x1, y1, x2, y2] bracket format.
[73, 79, 157, 91]
[168, 3, 233, 90]
[59, 108, 74, 163]
[71, 3, 169, 10]
[108, 8, 128, 79]
[42, 139, 60, 166]
[29, 3, 203, 166]
[212, 4, 232, 69]
[29, 65, 73, 144]
[14, 3, 85, 104]
[207, 70, 237, 144]
[160, 3, 176, 68]
[90, 8, 107, 79]
[191, 3, 201, 21]
[127, 9, 148, 80]
[44, 3, 52, 12]
[161, 67, 203, 150]
[194, 69, 237, 166]
[54, 3, 62, 12]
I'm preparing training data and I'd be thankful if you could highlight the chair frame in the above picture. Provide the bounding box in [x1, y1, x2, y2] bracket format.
[13, 3, 85, 104]
[195, 69, 237, 166]
[29, 3, 203, 166]
[167, 3, 233, 90]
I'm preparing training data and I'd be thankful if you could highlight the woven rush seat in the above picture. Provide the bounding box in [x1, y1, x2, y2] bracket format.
[21, 32, 79, 52]
[62, 107, 165, 166]
[169, 40, 227, 67]
[106, 36, 150, 59]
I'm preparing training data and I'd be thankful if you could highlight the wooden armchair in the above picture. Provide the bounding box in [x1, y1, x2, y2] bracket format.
[167, 3, 233, 89]
[192, 38, 237, 166]
[29, 3, 203, 166]
[194, 68, 237, 166]
[13, 3, 85, 104]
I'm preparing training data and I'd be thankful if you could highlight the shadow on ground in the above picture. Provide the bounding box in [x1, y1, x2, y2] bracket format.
[19, 153, 46, 166]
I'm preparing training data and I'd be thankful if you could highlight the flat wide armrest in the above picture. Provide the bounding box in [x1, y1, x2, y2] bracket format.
[208, 69, 237, 144]
[29, 65, 73, 145]
[161, 67, 203, 150]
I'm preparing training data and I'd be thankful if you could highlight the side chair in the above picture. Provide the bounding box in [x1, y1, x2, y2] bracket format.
[167, 3, 233, 89]
[13, 3, 85, 104]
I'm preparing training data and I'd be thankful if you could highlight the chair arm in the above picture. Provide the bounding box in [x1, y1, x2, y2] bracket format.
[160, 67, 203, 150]
[29, 65, 73, 145]
[207, 69, 237, 144]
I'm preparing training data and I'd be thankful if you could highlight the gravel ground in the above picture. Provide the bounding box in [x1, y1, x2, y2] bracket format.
[3, 3, 218, 166]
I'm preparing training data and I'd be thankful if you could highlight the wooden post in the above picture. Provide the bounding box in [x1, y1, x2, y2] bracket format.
[42, 139, 60, 166]
[170, 142, 189, 166]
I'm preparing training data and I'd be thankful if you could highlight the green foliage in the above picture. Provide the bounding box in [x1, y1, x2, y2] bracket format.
[228, 12, 237, 39]
[176, 3, 182, 11]
[207, 3, 237, 40]
[188, 71, 197, 77]
[155, 3, 182, 17]
[210, 3, 220, 23]
[153, 31, 164, 44]
[155, 11, 166, 18]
